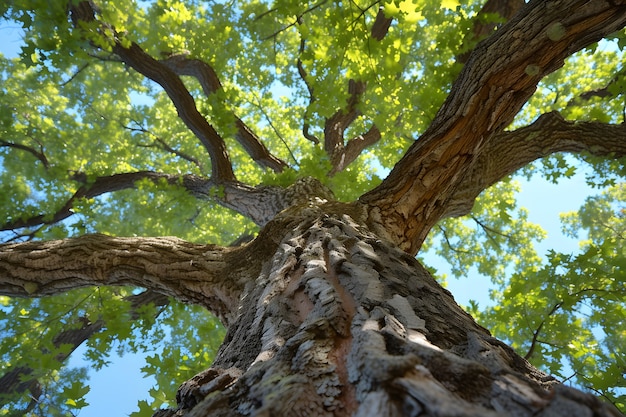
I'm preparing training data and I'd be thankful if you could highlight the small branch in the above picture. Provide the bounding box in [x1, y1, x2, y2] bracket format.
[263, 1, 329, 41]
[122, 118, 204, 171]
[0, 139, 49, 168]
[471, 215, 515, 247]
[566, 68, 625, 107]
[152, 138, 201, 168]
[59, 63, 91, 87]
[437, 225, 471, 255]
[524, 301, 563, 360]
[0, 171, 178, 233]
[160, 55, 288, 172]
[0, 289, 168, 405]
[297, 38, 320, 145]
[249, 95, 299, 165]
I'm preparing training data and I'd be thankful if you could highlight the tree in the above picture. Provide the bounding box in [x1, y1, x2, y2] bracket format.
[1, 0, 625, 415]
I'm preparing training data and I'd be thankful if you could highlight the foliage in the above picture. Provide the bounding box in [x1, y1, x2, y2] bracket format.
[0, 0, 625, 415]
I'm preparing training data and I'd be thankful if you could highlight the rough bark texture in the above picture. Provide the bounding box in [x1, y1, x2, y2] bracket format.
[1, 206, 623, 416]
[2, 0, 626, 415]
[148, 208, 621, 417]
[442, 111, 626, 218]
[361, 0, 626, 254]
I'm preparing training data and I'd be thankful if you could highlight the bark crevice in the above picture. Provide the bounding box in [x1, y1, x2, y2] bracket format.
[155, 212, 620, 417]
[361, 0, 626, 254]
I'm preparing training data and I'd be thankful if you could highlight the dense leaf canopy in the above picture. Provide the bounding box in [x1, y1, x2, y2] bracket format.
[0, 0, 625, 415]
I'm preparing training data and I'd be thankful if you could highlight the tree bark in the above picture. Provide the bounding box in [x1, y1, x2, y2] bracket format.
[148, 208, 621, 417]
[361, 0, 626, 255]
[3, 1, 626, 415]
[1, 204, 623, 416]
[442, 112, 626, 218]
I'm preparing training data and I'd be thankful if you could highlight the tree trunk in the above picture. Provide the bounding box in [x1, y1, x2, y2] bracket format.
[157, 206, 621, 417]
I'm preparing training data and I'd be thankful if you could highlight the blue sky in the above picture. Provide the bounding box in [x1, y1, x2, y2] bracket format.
[0, 17, 599, 416]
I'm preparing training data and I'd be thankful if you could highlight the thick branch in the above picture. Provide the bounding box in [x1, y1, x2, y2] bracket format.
[111, 43, 235, 181]
[211, 177, 336, 227]
[1, 171, 337, 236]
[362, 0, 626, 255]
[161, 55, 288, 172]
[68, 1, 235, 181]
[329, 124, 381, 175]
[371, 6, 393, 41]
[324, 80, 383, 174]
[324, 80, 365, 161]
[0, 234, 243, 323]
[442, 112, 626, 218]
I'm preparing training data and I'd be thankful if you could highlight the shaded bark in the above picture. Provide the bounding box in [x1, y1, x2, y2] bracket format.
[442, 111, 626, 218]
[152, 209, 621, 417]
[361, 0, 626, 254]
[0, 234, 241, 323]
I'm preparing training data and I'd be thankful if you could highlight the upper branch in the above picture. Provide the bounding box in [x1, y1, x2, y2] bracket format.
[323, 80, 383, 174]
[1, 171, 176, 235]
[457, 0, 526, 63]
[371, 6, 393, 41]
[160, 55, 288, 172]
[361, 0, 626, 255]
[324, 80, 366, 162]
[111, 43, 235, 181]
[1, 171, 335, 240]
[68, 1, 235, 182]
[442, 112, 626, 218]
[0, 140, 49, 168]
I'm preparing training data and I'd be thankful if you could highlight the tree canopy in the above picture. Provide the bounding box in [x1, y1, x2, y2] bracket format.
[0, 0, 625, 416]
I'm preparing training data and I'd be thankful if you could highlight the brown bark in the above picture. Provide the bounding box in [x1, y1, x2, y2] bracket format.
[0, 234, 242, 323]
[160, 55, 288, 173]
[361, 0, 626, 255]
[442, 111, 626, 218]
[148, 209, 621, 417]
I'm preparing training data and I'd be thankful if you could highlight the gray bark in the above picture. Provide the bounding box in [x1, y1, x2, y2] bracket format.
[153, 208, 621, 417]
